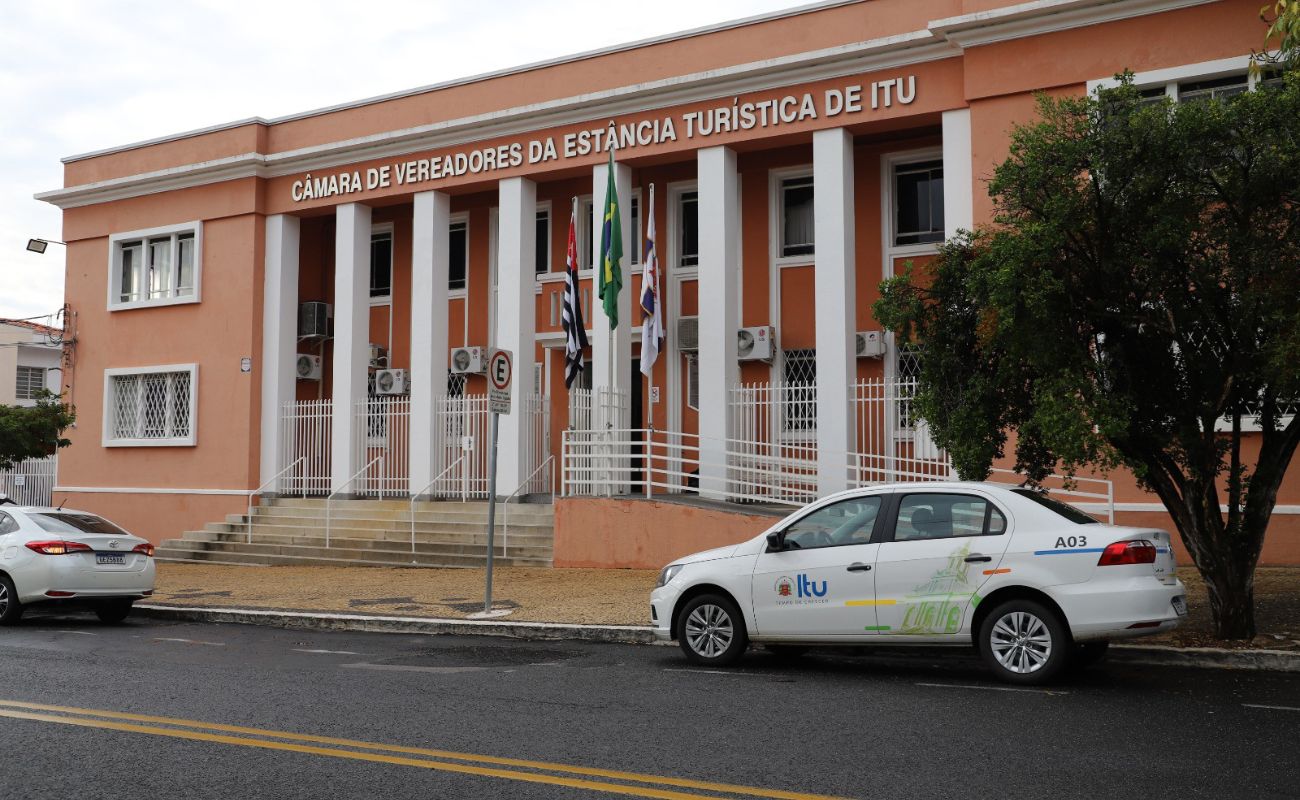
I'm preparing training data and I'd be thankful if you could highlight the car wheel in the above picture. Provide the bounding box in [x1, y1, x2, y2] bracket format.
[978, 600, 1070, 685]
[1071, 641, 1110, 669]
[677, 594, 748, 667]
[95, 600, 134, 625]
[0, 575, 22, 626]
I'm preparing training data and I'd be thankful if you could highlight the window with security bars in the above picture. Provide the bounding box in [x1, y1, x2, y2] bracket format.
[112, 225, 199, 308]
[782, 348, 817, 434]
[106, 368, 195, 445]
[447, 371, 467, 398]
[15, 366, 45, 400]
[897, 346, 922, 429]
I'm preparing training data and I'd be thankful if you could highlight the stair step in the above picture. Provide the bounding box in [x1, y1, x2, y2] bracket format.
[156, 543, 550, 569]
[167, 534, 552, 559]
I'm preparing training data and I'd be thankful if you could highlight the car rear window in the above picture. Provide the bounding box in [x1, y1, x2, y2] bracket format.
[29, 513, 128, 535]
[1011, 489, 1099, 525]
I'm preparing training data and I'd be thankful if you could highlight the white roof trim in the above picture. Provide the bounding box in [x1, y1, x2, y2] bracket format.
[929, 0, 1218, 48]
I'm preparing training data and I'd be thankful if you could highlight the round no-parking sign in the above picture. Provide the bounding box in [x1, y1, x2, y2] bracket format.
[488, 349, 512, 415]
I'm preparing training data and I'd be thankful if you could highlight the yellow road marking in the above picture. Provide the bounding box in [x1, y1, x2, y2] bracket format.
[0, 700, 848, 800]
[844, 599, 896, 607]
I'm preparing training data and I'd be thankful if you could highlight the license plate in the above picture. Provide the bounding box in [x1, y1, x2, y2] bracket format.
[96, 553, 126, 566]
[1172, 596, 1187, 617]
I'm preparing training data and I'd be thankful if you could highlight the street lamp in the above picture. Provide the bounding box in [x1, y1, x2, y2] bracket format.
[26, 238, 66, 254]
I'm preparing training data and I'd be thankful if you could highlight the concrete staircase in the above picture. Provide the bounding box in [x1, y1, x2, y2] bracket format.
[156, 497, 554, 568]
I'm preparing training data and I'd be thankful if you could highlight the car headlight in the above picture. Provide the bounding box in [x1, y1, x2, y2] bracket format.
[656, 564, 684, 588]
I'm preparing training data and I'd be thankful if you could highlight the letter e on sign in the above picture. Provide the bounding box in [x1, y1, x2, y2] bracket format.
[488, 349, 512, 415]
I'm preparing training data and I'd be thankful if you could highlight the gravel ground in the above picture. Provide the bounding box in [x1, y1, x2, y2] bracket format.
[153, 564, 657, 625]
[153, 563, 1300, 646]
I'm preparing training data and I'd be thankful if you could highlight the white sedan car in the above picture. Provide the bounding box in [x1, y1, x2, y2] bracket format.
[0, 502, 157, 625]
[651, 482, 1186, 684]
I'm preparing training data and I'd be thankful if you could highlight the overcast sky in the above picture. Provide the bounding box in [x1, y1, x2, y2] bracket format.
[0, 0, 801, 323]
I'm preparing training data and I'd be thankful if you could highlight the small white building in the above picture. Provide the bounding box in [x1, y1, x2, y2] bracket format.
[0, 320, 64, 407]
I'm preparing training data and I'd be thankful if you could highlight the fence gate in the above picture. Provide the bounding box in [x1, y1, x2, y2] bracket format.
[280, 399, 332, 496]
[0, 455, 57, 506]
[355, 396, 410, 497]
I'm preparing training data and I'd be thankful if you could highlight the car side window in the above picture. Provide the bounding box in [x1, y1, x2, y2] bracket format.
[0, 512, 17, 535]
[781, 497, 883, 551]
[893, 494, 1007, 542]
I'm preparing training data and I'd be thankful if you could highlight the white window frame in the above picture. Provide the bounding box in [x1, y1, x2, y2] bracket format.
[769, 167, 815, 267]
[882, 148, 945, 262]
[15, 366, 46, 400]
[670, 182, 700, 278]
[1087, 54, 1268, 101]
[107, 221, 202, 311]
[577, 194, 595, 277]
[891, 159, 946, 248]
[535, 201, 553, 280]
[448, 213, 470, 300]
[628, 188, 644, 273]
[102, 363, 199, 447]
[368, 222, 395, 305]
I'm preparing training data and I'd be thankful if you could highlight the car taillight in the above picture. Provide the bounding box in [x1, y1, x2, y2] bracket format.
[1097, 540, 1157, 566]
[25, 540, 93, 556]
[132, 543, 155, 557]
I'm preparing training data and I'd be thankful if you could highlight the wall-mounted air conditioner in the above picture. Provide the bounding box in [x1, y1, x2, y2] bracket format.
[450, 346, 486, 374]
[737, 325, 775, 362]
[374, 368, 410, 395]
[295, 354, 323, 381]
[298, 302, 331, 339]
[677, 317, 699, 352]
[855, 330, 886, 358]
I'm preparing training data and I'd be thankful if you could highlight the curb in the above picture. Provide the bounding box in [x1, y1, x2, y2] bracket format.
[137, 604, 659, 645]
[137, 604, 1300, 672]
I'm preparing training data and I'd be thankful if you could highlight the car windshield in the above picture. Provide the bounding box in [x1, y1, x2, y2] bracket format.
[1011, 489, 1099, 525]
[29, 512, 128, 536]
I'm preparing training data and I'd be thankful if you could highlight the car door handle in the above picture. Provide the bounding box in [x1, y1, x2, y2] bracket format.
[964, 555, 993, 563]
[846, 563, 872, 572]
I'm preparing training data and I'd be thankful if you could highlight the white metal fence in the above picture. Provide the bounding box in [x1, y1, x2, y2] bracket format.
[356, 396, 410, 497]
[729, 382, 818, 504]
[0, 455, 57, 506]
[280, 399, 333, 495]
[852, 377, 953, 483]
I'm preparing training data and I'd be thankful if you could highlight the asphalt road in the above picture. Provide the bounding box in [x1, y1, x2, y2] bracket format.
[0, 611, 1296, 800]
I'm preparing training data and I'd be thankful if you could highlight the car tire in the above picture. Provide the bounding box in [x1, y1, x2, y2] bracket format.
[1070, 641, 1110, 669]
[978, 599, 1070, 685]
[677, 594, 748, 667]
[95, 600, 134, 625]
[0, 575, 22, 626]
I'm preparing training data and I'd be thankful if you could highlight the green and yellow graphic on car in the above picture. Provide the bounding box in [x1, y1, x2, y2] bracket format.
[845, 543, 988, 634]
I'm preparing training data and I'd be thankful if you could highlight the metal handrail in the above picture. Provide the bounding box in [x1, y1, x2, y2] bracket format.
[324, 455, 384, 548]
[408, 455, 467, 559]
[246, 457, 305, 544]
[502, 454, 554, 559]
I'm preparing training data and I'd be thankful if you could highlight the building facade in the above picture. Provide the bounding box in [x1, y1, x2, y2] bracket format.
[0, 320, 63, 408]
[38, 0, 1299, 564]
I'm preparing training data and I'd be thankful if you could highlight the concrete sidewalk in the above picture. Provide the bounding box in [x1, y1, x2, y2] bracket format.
[143, 563, 1300, 672]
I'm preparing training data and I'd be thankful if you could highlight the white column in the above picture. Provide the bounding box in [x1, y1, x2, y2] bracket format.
[813, 128, 856, 496]
[259, 214, 299, 494]
[495, 176, 537, 497]
[590, 159, 633, 408]
[331, 202, 372, 495]
[409, 191, 451, 497]
[942, 108, 974, 237]
[697, 146, 740, 500]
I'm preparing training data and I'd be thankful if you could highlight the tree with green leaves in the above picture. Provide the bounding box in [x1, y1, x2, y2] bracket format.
[875, 73, 1300, 640]
[1259, 1, 1300, 69]
[0, 393, 75, 472]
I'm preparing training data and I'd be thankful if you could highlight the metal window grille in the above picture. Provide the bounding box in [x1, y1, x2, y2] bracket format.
[109, 370, 192, 441]
[15, 366, 45, 400]
[686, 356, 699, 410]
[781, 349, 817, 434]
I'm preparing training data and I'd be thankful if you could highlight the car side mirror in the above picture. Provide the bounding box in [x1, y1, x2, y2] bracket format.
[765, 531, 785, 552]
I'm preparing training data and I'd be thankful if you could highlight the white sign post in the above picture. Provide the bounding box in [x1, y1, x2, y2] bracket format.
[472, 349, 513, 619]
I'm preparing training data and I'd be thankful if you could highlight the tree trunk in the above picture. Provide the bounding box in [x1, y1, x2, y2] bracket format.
[1198, 558, 1257, 640]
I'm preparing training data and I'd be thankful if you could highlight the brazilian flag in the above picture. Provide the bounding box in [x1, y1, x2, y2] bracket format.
[598, 148, 623, 328]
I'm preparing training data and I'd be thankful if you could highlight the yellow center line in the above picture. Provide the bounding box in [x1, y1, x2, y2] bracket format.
[0, 700, 849, 800]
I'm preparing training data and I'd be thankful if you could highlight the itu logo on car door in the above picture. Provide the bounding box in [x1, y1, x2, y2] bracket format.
[871, 492, 1013, 635]
[751, 496, 885, 636]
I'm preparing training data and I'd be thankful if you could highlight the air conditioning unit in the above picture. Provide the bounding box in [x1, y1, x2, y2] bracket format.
[737, 325, 776, 362]
[369, 344, 388, 369]
[374, 368, 410, 395]
[298, 302, 331, 339]
[450, 346, 485, 374]
[677, 317, 699, 352]
[855, 330, 886, 358]
[295, 354, 323, 381]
